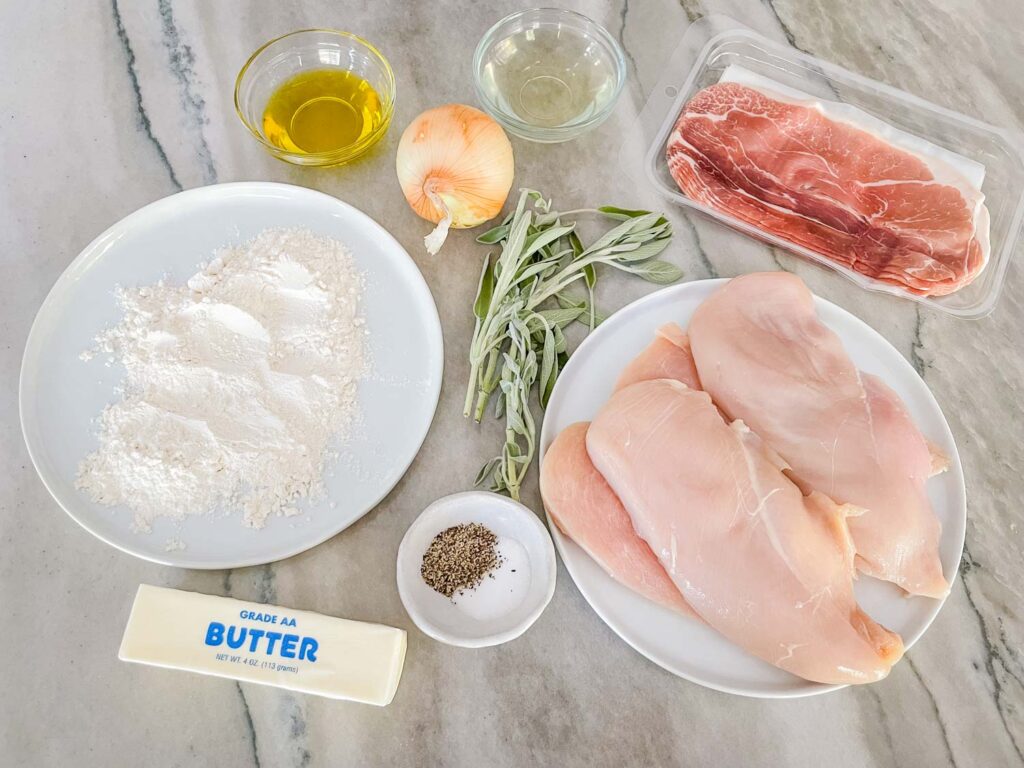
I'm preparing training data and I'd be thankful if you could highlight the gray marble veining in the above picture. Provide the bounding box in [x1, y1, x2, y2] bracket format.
[2, 1, 1022, 766]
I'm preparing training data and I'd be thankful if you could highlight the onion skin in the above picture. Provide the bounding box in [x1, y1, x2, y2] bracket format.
[396, 104, 514, 229]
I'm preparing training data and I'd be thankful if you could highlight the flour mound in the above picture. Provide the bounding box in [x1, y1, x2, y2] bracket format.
[77, 228, 368, 531]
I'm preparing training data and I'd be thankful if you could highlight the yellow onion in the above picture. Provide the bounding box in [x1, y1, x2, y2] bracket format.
[396, 104, 514, 255]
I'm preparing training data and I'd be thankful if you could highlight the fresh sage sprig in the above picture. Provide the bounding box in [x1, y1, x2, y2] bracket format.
[466, 190, 681, 501]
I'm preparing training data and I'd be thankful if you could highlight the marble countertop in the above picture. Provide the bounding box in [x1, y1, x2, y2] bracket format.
[3, 1, 1023, 765]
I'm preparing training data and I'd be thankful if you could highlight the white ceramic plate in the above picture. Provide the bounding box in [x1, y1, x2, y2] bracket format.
[21, 183, 443, 569]
[538, 279, 966, 698]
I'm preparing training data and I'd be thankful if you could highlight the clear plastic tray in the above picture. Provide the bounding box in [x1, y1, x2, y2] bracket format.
[621, 15, 1024, 318]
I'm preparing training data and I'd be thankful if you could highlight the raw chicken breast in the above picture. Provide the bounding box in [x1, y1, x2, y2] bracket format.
[688, 272, 947, 598]
[615, 323, 701, 391]
[587, 379, 904, 685]
[541, 423, 695, 617]
[540, 326, 702, 617]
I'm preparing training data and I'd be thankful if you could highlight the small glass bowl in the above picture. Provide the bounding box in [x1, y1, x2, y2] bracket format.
[234, 29, 395, 166]
[472, 8, 627, 143]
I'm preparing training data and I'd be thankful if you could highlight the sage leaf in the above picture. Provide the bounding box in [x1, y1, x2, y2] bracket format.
[539, 326, 555, 405]
[617, 259, 684, 284]
[597, 205, 650, 219]
[464, 191, 676, 500]
[534, 306, 585, 328]
[473, 257, 495, 319]
[475, 456, 501, 487]
[540, 348, 559, 409]
[552, 323, 567, 354]
[611, 237, 672, 264]
[522, 224, 575, 261]
[477, 224, 509, 244]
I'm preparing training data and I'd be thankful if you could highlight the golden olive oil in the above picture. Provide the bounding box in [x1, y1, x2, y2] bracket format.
[262, 70, 384, 155]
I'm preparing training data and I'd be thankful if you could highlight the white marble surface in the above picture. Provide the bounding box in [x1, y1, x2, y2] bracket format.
[2, 1, 1023, 766]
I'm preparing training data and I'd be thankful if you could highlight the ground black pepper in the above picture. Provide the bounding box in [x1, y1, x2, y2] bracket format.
[421, 522, 504, 598]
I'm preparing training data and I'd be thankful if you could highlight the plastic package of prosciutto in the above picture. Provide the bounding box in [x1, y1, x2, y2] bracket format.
[622, 15, 1024, 318]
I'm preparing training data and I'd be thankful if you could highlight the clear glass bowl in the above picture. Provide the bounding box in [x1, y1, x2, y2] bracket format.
[473, 9, 627, 143]
[234, 29, 395, 167]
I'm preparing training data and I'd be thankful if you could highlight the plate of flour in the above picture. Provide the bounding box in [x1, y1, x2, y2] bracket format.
[20, 182, 443, 568]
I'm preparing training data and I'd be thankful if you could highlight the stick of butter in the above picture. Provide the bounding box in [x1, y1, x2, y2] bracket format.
[119, 585, 407, 706]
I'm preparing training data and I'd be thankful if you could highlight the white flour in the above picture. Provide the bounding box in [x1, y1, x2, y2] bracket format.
[77, 228, 368, 532]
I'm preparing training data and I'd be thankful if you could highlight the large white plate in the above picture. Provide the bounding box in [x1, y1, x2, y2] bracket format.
[538, 279, 966, 698]
[21, 183, 443, 569]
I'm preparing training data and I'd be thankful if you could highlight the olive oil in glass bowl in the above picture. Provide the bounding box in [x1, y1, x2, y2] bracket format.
[235, 29, 395, 166]
[473, 9, 627, 143]
[262, 70, 385, 155]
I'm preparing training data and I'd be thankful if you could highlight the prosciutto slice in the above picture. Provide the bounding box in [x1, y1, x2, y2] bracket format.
[587, 379, 904, 685]
[688, 272, 948, 598]
[666, 82, 987, 296]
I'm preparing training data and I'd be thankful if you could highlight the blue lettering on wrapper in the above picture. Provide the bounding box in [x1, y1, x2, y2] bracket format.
[247, 628, 266, 652]
[205, 622, 225, 646]
[265, 632, 282, 654]
[240, 610, 278, 624]
[280, 634, 298, 659]
[299, 636, 318, 662]
[203, 621, 318, 663]
[226, 625, 247, 649]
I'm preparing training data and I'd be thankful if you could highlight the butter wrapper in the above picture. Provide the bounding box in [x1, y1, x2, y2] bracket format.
[119, 585, 407, 706]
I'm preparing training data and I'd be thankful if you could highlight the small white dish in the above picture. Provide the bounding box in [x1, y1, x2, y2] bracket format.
[396, 491, 556, 648]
